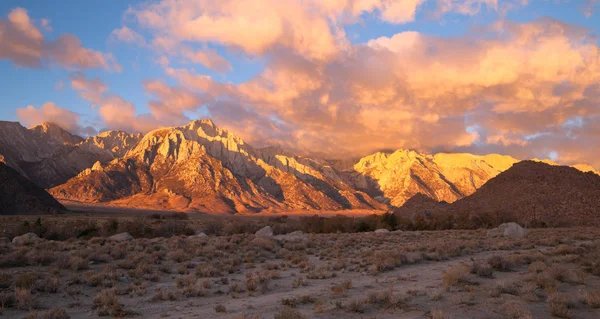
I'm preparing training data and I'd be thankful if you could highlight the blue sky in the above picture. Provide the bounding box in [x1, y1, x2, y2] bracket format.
[1, 0, 599, 166]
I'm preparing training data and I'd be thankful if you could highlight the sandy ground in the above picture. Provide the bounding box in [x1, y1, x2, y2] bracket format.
[2, 228, 600, 318]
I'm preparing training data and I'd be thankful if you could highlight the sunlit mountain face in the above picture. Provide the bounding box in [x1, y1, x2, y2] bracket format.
[1, 1, 599, 170]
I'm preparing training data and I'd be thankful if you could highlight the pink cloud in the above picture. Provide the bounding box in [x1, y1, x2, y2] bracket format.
[0, 8, 120, 71]
[16, 102, 96, 136]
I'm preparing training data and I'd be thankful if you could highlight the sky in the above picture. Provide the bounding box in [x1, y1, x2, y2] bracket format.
[1, 0, 600, 167]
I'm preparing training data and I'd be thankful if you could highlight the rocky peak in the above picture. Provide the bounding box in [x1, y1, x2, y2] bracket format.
[30, 122, 84, 146]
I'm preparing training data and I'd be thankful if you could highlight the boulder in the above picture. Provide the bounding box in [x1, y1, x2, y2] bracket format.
[486, 222, 527, 238]
[194, 232, 208, 237]
[255, 226, 273, 238]
[502, 222, 527, 238]
[11, 232, 39, 245]
[274, 230, 308, 242]
[374, 229, 390, 233]
[109, 232, 133, 242]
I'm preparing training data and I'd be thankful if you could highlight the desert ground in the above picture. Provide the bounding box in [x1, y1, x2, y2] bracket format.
[1, 212, 600, 319]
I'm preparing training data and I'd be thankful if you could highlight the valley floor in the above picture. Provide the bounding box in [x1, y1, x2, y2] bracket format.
[1, 227, 600, 318]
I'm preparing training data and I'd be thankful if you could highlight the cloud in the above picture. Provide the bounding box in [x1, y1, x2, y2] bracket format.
[0, 8, 120, 71]
[16, 102, 96, 136]
[70, 73, 207, 133]
[126, 0, 506, 63]
[180, 46, 232, 72]
[109, 26, 146, 46]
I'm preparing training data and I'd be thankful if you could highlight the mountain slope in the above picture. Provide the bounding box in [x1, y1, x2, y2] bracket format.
[395, 161, 600, 227]
[0, 121, 142, 188]
[447, 161, 600, 226]
[51, 120, 382, 213]
[0, 163, 65, 215]
[335, 150, 519, 207]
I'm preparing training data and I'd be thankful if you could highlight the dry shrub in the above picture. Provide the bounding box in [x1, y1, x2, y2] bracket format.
[547, 293, 574, 318]
[0, 272, 12, 289]
[501, 301, 533, 319]
[93, 289, 128, 317]
[487, 255, 513, 272]
[24, 308, 70, 319]
[581, 290, 600, 308]
[0, 291, 15, 313]
[251, 237, 277, 251]
[430, 309, 447, 319]
[274, 307, 305, 319]
[346, 298, 366, 313]
[470, 261, 493, 278]
[528, 261, 547, 274]
[214, 304, 227, 313]
[442, 265, 471, 289]
[15, 272, 38, 289]
[15, 287, 35, 310]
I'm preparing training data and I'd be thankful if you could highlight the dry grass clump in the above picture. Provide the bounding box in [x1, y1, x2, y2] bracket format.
[366, 289, 408, 309]
[0, 272, 12, 289]
[306, 266, 335, 279]
[280, 295, 316, 308]
[15, 272, 38, 289]
[581, 290, 600, 308]
[501, 301, 533, 319]
[487, 255, 513, 272]
[346, 298, 367, 313]
[24, 308, 70, 319]
[214, 304, 227, 313]
[490, 280, 520, 297]
[470, 261, 493, 278]
[442, 265, 472, 289]
[547, 293, 574, 318]
[93, 289, 129, 317]
[245, 271, 270, 294]
[15, 287, 35, 310]
[274, 307, 305, 319]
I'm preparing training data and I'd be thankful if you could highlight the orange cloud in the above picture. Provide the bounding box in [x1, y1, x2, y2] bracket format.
[0, 8, 120, 71]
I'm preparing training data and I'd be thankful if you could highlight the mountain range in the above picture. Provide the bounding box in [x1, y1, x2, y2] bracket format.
[0, 119, 598, 214]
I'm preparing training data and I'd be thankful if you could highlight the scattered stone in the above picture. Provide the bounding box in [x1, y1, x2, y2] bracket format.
[255, 226, 273, 237]
[109, 232, 133, 242]
[486, 222, 527, 238]
[11, 232, 39, 246]
[374, 229, 390, 233]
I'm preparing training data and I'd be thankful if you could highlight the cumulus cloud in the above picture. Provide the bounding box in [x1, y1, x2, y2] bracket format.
[149, 17, 600, 170]
[0, 8, 120, 71]
[126, 0, 505, 62]
[16, 102, 96, 136]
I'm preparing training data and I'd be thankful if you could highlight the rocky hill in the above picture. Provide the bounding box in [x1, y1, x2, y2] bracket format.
[0, 121, 142, 188]
[396, 161, 600, 227]
[0, 163, 65, 215]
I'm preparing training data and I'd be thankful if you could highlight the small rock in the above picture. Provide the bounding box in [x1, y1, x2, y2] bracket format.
[12, 232, 39, 246]
[255, 226, 273, 237]
[194, 231, 208, 237]
[119, 276, 129, 283]
[487, 222, 527, 238]
[374, 229, 390, 233]
[109, 232, 133, 242]
[89, 261, 95, 265]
